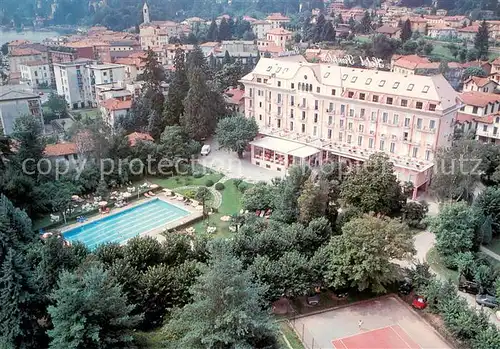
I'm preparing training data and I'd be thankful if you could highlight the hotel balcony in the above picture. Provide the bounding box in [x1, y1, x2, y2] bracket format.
[297, 103, 308, 110]
[476, 129, 500, 140]
[419, 126, 436, 134]
[258, 125, 433, 172]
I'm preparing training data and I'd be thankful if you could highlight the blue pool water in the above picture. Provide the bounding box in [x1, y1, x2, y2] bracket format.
[63, 199, 189, 249]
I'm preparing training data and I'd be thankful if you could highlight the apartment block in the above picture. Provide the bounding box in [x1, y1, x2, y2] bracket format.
[241, 57, 461, 199]
[0, 85, 43, 135]
[19, 60, 52, 88]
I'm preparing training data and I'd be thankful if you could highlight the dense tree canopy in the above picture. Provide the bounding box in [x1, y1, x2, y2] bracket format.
[215, 115, 258, 157]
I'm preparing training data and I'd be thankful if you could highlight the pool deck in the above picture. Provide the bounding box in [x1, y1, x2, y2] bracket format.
[61, 193, 203, 244]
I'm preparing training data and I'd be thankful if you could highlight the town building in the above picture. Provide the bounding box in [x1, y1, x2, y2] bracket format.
[224, 88, 245, 113]
[216, 41, 258, 64]
[474, 114, 500, 144]
[265, 13, 290, 29]
[241, 57, 461, 199]
[53, 58, 95, 109]
[457, 25, 479, 42]
[252, 20, 273, 40]
[455, 91, 500, 134]
[99, 98, 132, 127]
[427, 24, 457, 39]
[19, 60, 52, 88]
[463, 76, 498, 93]
[44, 142, 82, 165]
[9, 47, 44, 73]
[0, 85, 43, 135]
[375, 25, 401, 38]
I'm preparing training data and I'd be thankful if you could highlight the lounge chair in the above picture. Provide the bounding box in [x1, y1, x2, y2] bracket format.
[256, 210, 261, 216]
[144, 193, 150, 198]
[259, 211, 265, 218]
[148, 191, 156, 196]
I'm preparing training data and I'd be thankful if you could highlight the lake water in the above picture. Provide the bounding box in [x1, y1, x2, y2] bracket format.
[0, 29, 63, 45]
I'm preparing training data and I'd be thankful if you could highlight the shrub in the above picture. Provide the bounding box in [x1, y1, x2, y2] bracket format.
[237, 182, 249, 193]
[193, 171, 204, 178]
[233, 179, 242, 188]
[215, 182, 225, 190]
[183, 189, 197, 199]
[205, 179, 214, 187]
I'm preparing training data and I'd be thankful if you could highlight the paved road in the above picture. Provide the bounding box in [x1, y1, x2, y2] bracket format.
[480, 245, 500, 262]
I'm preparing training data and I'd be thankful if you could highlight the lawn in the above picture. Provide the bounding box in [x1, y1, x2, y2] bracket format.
[135, 329, 164, 349]
[279, 321, 305, 349]
[192, 179, 250, 238]
[148, 172, 223, 189]
[426, 247, 459, 282]
[484, 237, 500, 255]
[70, 108, 101, 120]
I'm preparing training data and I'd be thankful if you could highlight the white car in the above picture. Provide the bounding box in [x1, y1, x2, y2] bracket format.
[200, 145, 211, 156]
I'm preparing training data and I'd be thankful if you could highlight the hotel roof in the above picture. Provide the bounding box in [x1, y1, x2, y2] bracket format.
[464, 76, 497, 87]
[459, 91, 500, 107]
[10, 48, 42, 56]
[127, 132, 154, 146]
[266, 13, 290, 21]
[242, 57, 459, 110]
[100, 98, 132, 111]
[44, 143, 78, 157]
[19, 60, 48, 67]
[267, 28, 292, 35]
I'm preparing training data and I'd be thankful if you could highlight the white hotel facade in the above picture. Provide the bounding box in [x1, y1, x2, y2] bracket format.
[241, 56, 461, 199]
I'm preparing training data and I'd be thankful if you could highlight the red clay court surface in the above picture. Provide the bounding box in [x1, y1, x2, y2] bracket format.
[332, 325, 421, 349]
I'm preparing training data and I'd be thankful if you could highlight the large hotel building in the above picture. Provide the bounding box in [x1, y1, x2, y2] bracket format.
[241, 56, 461, 199]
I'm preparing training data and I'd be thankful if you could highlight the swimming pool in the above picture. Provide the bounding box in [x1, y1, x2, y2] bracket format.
[63, 199, 190, 249]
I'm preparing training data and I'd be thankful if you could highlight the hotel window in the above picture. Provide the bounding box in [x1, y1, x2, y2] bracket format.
[429, 120, 435, 129]
[386, 97, 393, 105]
[497, 117, 500, 123]
[460, 105, 465, 111]
[331, 89, 336, 95]
[425, 150, 431, 161]
[277, 81, 281, 87]
[348, 122, 353, 130]
[328, 102, 334, 112]
[268, 104, 271, 112]
[422, 86, 430, 93]
[316, 87, 320, 93]
[360, 108, 365, 117]
[392, 82, 400, 89]
[360, 93, 365, 100]
[390, 142, 395, 153]
[302, 124, 306, 133]
[404, 117, 410, 127]
[249, 100, 253, 107]
[369, 138, 374, 148]
[342, 74, 348, 80]
[403, 132, 409, 141]
[347, 134, 352, 144]
[290, 121, 294, 131]
[382, 112, 388, 123]
[371, 112, 377, 121]
[314, 114, 318, 123]
[348, 91, 354, 98]
[416, 102, 423, 110]
[472, 106, 478, 114]
[412, 147, 419, 158]
[302, 111, 306, 120]
[277, 119, 281, 128]
[393, 114, 399, 125]
[359, 125, 364, 132]
[277, 93, 282, 103]
[324, 72, 330, 78]
[314, 100, 319, 110]
[407, 84, 414, 91]
[379, 80, 386, 87]
[483, 125, 488, 132]
[313, 126, 317, 136]
[339, 133, 343, 141]
[494, 127, 498, 135]
[257, 78, 262, 83]
[401, 99, 408, 107]
[259, 101, 262, 108]
[309, 84, 313, 91]
[328, 115, 333, 125]
[290, 109, 294, 118]
[249, 88, 253, 97]
[357, 136, 363, 146]
[351, 76, 358, 83]
[340, 104, 346, 114]
[266, 66, 272, 71]
[372, 95, 379, 102]
[365, 78, 372, 85]
[349, 109, 354, 117]
[328, 129, 332, 139]
[277, 106, 281, 115]
[291, 83, 295, 89]
[416, 118, 422, 129]
[259, 114, 262, 121]
[429, 104, 436, 111]
[340, 119, 344, 128]
[291, 96, 294, 106]
[379, 140, 385, 150]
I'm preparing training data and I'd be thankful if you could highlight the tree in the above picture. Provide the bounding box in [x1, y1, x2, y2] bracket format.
[163, 243, 278, 349]
[401, 19, 412, 42]
[323, 214, 415, 293]
[163, 48, 189, 127]
[195, 186, 211, 218]
[11, 114, 45, 175]
[215, 115, 258, 157]
[360, 11, 372, 34]
[474, 187, 500, 237]
[241, 181, 276, 211]
[474, 20, 489, 60]
[159, 125, 200, 161]
[340, 153, 405, 214]
[47, 265, 141, 348]
[187, 45, 210, 81]
[479, 215, 493, 245]
[313, 14, 326, 43]
[426, 202, 484, 267]
[321, 21, 336, 42]
[96, 179, 109, 199]
[181, 67, 223, 140]
[371, 34, 400, 60]
[297, 179, 328, 223]
[272, 165, 311, 224]
[463, 67, 487, 80]
[214, 62, 244, 92]
[123, 236, 165, 272]
[207, 19, 218, 42]
[46, 93, 68, 118]
[402, 201, 428, 228]
[218, 17, 231, 41]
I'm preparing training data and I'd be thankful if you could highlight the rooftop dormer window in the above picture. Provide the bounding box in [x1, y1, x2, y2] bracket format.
[365, 78, 372, 85]
[407, 84, 414, 91]
[266, 66, 272, 71]
[392, 82, 400, 89]
[351, 76, 357, 83]
[342, 74, 348, 80]
[422, 85, 429, 93]
[379, 80, 386, 87]
[324, 72, 330, 78]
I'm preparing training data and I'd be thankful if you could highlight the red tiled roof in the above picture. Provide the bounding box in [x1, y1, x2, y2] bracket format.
[44, 143, 78, 157]
[465, 76, 497, 87]
[8, 39, 32, 46]
[376, 25, 400, 34]
[459, 91, 500, 107]
[100, 98, 132, 111]
[266, 28, 292, 35]
[258, 44, 285, 54]
[10, 48, 42, 56]
[20, 60, 48, 67]
[455, 112, 474, 124]
[474, 114, 499, 124]
[266, 13, 290, 21]
[458, 25, 479, 33]
[492, 57, 500, 66]
[224, 88, 245, 105]
[127, 132, 154, 146]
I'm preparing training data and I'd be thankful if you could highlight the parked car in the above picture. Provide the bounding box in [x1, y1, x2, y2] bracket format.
[458, 279, 480, 295]
[399, 277, 413, 295]
[476, 294, 498, 308]
[200, 144, 211, 156]
[412, 296, 427, 310]
[306, 293, 320, 306]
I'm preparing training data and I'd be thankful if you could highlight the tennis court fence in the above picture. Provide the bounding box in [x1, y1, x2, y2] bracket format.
[289, 313, 321, 349]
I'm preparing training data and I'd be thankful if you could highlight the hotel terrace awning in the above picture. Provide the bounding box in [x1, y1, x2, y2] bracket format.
[250, 137, 319, 158]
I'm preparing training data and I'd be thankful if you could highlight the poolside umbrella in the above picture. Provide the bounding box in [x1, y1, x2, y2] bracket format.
[150, 184, 159, 189]
[122, 192, 132, 198]
[71, 195, 80, 200]
[98, 201, 108, 206]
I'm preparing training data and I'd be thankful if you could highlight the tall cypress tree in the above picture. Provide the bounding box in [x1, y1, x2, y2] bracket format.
[207, 19, 218, 42]
[360, 11, 372, 34]
[163, 48, 189, 126]
[321, 21, 336, 42]
[400, 19, 412, 43]
[474, 20, 490, 60]
[218, 17, 231, 41]
[313, 14, 326, 43]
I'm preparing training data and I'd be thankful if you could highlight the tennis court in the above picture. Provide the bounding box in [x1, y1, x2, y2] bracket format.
[291, 296, 451, 349]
